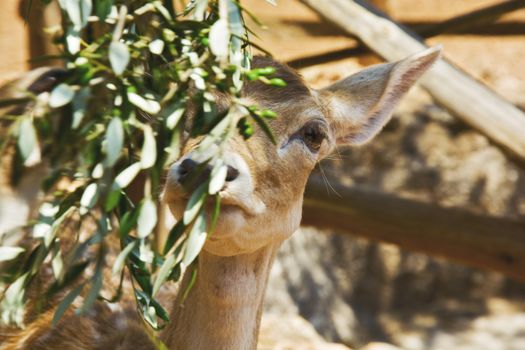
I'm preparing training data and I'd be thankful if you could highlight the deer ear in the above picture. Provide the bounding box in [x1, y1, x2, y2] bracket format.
[318, 46, 441, 146]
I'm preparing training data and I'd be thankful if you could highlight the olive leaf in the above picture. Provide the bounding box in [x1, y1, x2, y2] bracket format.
[109, 42, 130, 76]
[141, 125, 157, 169]
[182, 211, 207, 267]
[49, 83, 75, 108]
[105, 117, 124, 167]
[17, 118, 38, 162]
[137, 198, 157, 238]
[0, 247, 25, 262]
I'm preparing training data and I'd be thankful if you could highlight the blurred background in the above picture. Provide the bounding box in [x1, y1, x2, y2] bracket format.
[1, 1, 525, 349]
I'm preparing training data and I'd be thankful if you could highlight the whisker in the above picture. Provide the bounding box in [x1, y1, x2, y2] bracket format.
[317, 162, 341, 198]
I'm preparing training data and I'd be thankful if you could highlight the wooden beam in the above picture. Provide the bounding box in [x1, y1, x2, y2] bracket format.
[300, 0, 525, 163]
[302, 175, 525, 282]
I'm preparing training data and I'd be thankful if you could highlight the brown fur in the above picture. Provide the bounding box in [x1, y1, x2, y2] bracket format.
[0, 48, 440, 350]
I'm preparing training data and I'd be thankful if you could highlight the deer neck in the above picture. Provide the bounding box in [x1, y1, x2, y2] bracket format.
[162, 243, 280, 350]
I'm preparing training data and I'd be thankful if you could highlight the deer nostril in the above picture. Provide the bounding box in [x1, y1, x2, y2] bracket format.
[178, 158, 197, 176]
[225, 165, 239, 182]
[178, 158, 201, 185]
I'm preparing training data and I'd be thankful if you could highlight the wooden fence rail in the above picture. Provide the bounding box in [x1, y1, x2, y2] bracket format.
[303, 175, 525, 282]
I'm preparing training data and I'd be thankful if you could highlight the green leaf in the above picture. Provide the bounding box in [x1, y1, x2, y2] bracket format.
[105, 117, 124, 167]
[52, 284, 84, 326]
[269, 78, 287, 87]
[80, 183, 99, 215]
[95, 0, 113, 20]
[209, 18, 230, 59]
[260, 109, 277, 119]
[104, 189, 121, 212]
[72, 87, 90, 128]
[17, 118, 38, 162]
[183, 183, 207, 225]
[49, 83, 75, 108]
[112, 241, 136, 276]
[51, 246, 64, 280]
[166, 107, 185, 130]
[119, 208, 139, 238]
[1, 273, 28, 326]
[163, 220, 185, 255]
[140, 125, 157, 169]
[137, 198, 157, 238]
[208, 161, 227, 195]
[64, 0, 92, 29]
[65, 27, 81, 54]
[128, 92, 161, 115]
[210, 195, 221, 234]
[148, 39, 165, 55]
[80, 266, 103, 314]
[109, 41, 130, 76]
[251, 109, 276, 144]
[152, 254, 177, 297]
[114, 162, 141, 188]
[0, 247, 25, 262]
[182, 211, 207, 267]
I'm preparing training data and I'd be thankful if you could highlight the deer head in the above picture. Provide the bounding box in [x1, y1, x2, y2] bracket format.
[164, 47, 441, 257]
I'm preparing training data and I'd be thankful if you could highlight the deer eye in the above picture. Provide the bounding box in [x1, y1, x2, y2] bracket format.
[298, 121, 326, 152]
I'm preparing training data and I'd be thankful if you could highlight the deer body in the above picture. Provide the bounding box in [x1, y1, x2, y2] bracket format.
[0, 47, 440, 350]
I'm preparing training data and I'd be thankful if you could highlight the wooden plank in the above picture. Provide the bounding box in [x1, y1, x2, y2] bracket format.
[303, 175, 525, 282]
[300, 0, 525, 162]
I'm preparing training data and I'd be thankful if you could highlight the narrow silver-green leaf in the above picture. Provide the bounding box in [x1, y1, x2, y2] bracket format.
[52, 284, 84, 325]
[17, 118, 37, 162]
[80, 183, 99, 215]
[208, 161, 227, 195]
[109, 41, 130, 76]
[140, 125, 157, 169]
[209, 18, 230, 59]
[152, 254, 177, 297]
[148, 39, 165, 55]
[72, 87, 90, 128]
[137, 198, 157, 238]
[49, 83, 75, 108]
[65, 0, 92, 29]
[51, 247, 64, 280]
[81, 268, 103, 313]
[65, 27, 81, 54]
[0, 247, 25, 262]
[182, 211, 207, 267]
[105, 117, 123, 167]
[183, 184, 207, 225]
[112, 241, 136, 275]
[128, 92, 161, 114]
[114, 162, 141, 189]
[166, 107, 185, 130]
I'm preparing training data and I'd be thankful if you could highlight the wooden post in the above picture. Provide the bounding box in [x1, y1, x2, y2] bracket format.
[303, 175, 525, 282]
[300, 0, 525, 163]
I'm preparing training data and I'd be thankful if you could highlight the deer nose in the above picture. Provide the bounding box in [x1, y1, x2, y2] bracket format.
[178, 158, 239, 189]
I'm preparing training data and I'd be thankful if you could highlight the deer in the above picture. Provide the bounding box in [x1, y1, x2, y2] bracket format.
[0, 46, 441, 350]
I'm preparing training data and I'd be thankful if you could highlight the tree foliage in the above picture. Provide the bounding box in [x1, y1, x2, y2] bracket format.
[0, 0, 281, 329]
